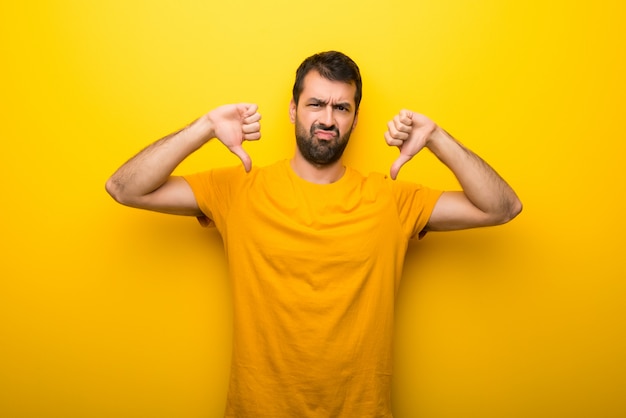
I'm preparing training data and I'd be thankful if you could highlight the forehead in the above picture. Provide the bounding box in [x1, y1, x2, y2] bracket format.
[300, 70, 356, 105]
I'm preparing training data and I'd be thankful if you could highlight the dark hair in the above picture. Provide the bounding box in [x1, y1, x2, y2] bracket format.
[292, 51, 362, 111]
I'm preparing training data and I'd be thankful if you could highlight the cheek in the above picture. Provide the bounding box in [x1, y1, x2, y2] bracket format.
[299, 114, 315, 128]
[295, 118, 310, 136]
[340, 116, 356, 131]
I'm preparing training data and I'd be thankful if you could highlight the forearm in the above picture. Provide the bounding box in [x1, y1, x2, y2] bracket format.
[427, 127, 522, 223]
[105, 116, 213, 204]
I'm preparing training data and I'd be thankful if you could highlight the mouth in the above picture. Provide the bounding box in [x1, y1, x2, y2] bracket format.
[312, 124, 339, 141]
[314, 130, 337, 140]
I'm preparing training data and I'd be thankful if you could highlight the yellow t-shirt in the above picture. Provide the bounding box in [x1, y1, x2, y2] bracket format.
[184, 160, 442, 418]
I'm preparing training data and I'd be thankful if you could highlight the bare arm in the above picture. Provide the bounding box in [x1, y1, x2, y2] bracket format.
[105, 103, 261, 215]
[385, 110, 522, 230]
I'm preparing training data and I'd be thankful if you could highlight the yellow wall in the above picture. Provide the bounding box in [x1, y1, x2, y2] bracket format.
[1, 1, 625, 417]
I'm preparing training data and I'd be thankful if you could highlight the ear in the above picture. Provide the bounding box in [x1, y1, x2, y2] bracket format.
[289, 99, 296, 124]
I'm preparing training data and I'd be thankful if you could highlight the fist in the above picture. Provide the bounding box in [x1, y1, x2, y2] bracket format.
[384, 110, 437, 179]
[208, 103, 262, 172]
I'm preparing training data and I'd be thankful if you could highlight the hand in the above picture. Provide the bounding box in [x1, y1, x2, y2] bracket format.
[206, 103, 262, 172]
[384, 110, 437, 180]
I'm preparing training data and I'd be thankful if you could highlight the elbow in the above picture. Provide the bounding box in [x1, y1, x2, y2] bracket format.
[105, 177, 121, 203]
[105, 177, 131, 206]
[105, 177, 150, 209]
[511, 197, 523, 220]
[496, 197, 523, 225]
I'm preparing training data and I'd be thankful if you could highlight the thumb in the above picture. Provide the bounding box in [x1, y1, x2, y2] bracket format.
[390, 154, 412, 180]
[230, 145, 252, 172]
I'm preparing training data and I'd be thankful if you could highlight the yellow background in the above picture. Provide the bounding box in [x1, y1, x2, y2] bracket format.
[1, 0, 625, 417]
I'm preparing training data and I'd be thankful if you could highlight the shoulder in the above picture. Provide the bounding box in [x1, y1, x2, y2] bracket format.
[355, 169, 443, 206]
[184, 163, 271, 188]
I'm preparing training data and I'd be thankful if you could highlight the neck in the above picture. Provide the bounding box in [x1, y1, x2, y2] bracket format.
[290, 152, 346, 184]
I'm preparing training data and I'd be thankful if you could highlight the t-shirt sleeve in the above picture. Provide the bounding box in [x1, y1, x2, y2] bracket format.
[182, 165, 245, 228]
[390, 179, 443, 239]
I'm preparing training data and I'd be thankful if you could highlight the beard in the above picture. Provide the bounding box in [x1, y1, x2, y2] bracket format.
[294, 118, 353, 166]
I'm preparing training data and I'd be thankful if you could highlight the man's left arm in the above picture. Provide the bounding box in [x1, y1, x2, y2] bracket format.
[385, 110, 522, 231]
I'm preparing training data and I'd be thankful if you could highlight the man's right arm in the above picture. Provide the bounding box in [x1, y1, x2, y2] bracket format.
[105, 103, 261, 216]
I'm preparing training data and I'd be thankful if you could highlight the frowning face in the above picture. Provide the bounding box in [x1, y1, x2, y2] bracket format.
[290, 70, 358, 166]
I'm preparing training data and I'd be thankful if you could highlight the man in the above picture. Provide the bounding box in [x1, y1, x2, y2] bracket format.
[106, 51, 521, 417]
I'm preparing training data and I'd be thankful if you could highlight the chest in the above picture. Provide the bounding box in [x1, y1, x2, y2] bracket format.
[225, 182, 405, 266]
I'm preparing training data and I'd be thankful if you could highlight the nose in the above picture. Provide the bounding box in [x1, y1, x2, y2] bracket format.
[319, 106, 334, 127]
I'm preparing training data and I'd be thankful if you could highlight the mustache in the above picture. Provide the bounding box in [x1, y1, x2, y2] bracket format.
[310, 124, 339, 136]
